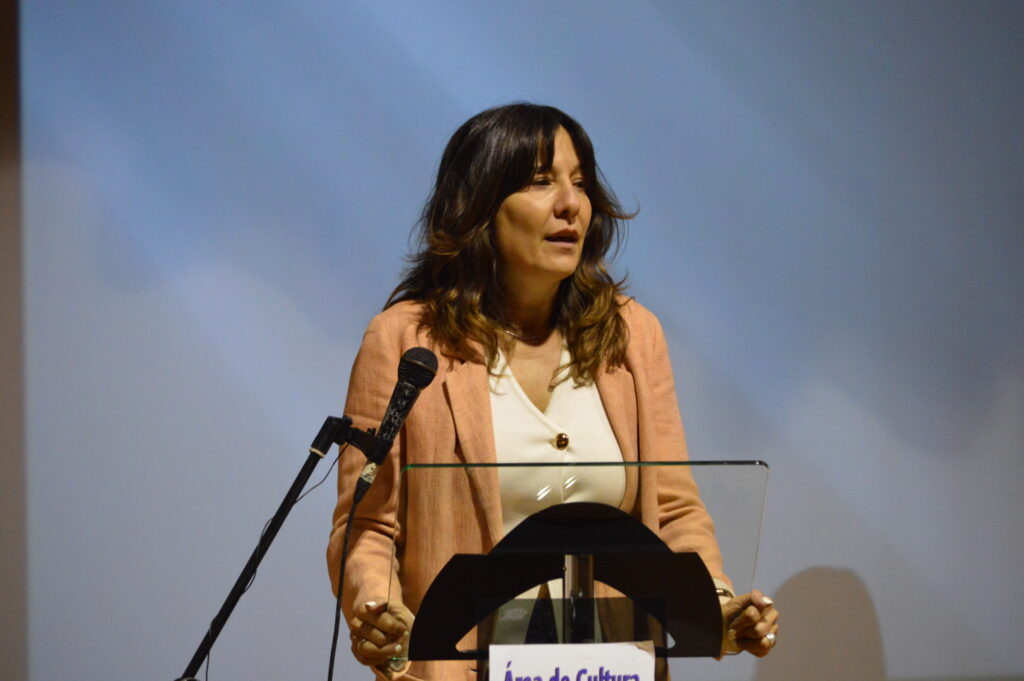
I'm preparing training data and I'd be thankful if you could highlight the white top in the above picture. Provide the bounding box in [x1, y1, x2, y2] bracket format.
[490, 347, 626, 538]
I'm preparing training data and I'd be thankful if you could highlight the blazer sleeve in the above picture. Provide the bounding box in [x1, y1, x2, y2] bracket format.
[326, 311, 406, 621]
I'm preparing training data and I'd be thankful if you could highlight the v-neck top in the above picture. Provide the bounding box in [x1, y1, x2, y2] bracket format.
[489, 347, 626, 538]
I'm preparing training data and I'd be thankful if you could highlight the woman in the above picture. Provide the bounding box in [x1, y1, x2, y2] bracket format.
[328, 103, 779, 679]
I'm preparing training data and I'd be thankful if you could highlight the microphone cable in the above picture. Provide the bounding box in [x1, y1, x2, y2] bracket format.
[327, 467, 364, 681]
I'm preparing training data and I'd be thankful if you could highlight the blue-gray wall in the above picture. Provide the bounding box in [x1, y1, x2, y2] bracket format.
[19, 2, 1024, 680]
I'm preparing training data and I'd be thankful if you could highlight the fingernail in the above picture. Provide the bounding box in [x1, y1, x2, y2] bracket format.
[395, 644, 402, 653]
[365, 600, 377, 608]
[762, 596, 774, 605]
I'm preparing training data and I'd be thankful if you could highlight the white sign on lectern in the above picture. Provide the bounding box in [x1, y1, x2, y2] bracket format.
[488, 642, 655, 681]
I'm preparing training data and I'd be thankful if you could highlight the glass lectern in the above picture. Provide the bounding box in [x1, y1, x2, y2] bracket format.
[380, 461, 767, 677]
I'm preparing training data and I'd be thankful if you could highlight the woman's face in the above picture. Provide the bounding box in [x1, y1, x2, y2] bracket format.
[493, 127, 593, 296]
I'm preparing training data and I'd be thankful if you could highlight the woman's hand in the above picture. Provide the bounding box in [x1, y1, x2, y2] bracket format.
[349, 599, 414, 668]
[722, 589, 779, 657]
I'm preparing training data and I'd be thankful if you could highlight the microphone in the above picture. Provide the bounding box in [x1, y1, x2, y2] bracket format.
[355, 347, 438, 501]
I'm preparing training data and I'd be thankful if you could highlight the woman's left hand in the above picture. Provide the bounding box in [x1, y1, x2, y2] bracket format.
[722, 589, 779, 657]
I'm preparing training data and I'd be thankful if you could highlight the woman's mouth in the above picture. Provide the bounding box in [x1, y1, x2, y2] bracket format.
[545, 231, 579, 244]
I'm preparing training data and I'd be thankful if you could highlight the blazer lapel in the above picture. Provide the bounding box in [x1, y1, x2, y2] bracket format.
[443, 357, 504, 544]
[597, 363, 639, 512]
[596, 364, 638, 462]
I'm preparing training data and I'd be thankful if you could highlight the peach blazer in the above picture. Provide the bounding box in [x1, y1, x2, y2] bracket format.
[327, 299, 725, 680]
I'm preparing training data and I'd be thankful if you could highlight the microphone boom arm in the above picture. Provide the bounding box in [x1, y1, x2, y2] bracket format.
[176, 347, 438, 681]
[174, 414, 382, 681]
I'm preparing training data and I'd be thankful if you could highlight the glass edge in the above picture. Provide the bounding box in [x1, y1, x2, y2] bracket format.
[399, 459, 770, 474]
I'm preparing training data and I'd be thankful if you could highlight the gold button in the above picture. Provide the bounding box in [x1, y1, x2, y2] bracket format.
[554, 433, 569, 450]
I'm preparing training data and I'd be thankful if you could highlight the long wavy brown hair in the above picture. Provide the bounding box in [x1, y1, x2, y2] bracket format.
[387, 103, 634, 383]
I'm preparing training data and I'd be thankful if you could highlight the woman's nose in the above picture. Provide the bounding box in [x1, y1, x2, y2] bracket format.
[553, 179, 581, 219]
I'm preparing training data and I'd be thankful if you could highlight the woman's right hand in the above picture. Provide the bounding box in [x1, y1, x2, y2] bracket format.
[349, 599, 414, 668]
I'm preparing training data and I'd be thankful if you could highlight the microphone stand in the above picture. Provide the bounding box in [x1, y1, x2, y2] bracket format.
[174, 415, 380, 681]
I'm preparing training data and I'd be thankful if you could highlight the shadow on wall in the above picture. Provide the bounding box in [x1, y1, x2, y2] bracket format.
[753, 568, 1019, 681]
[754, 567, 885, 681]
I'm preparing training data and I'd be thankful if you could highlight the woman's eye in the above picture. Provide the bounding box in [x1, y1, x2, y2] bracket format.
[531, 176, 551, 186]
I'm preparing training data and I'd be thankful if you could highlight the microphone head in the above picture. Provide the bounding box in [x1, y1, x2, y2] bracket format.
[398, 347, 438, 389]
